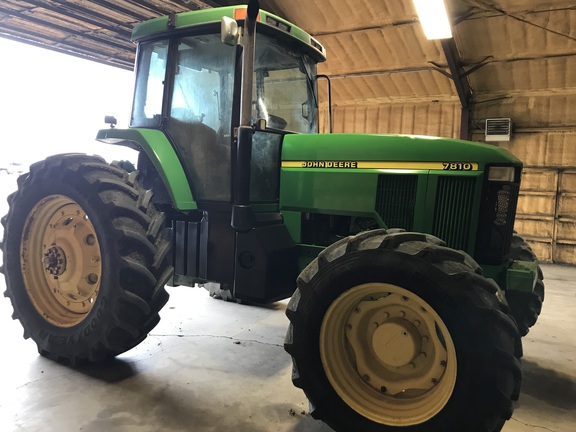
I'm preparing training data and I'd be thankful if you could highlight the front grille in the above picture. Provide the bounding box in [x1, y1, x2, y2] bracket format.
[475, 182, 520, 263]
[432, 176, 476, 250]
[375, 175, 418, 230]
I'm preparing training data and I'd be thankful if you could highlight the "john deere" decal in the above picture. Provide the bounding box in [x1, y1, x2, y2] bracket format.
[281, 161, 479, 171]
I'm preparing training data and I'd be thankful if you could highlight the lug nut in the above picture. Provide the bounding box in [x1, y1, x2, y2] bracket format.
[87, 273, 99, 284]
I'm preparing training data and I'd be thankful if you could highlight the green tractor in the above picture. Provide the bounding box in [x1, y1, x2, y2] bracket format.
[1, 2, 544, 431]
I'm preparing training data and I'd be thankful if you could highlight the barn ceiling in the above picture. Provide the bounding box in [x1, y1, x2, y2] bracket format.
[1, 0, 575, 120]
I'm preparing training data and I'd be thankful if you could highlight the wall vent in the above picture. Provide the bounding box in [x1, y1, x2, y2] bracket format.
[485, 118, 512, 142]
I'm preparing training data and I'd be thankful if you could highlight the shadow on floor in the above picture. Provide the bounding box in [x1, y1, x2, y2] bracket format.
[521, 359, 576, 410]
[82, 377, 272, 432]
[75, 358, 137, 383]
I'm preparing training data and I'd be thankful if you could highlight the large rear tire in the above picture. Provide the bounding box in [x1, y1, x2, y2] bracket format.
[1, 154, 172, 364]
[285, 230, 522, 432]
[505, 234, 545, 336]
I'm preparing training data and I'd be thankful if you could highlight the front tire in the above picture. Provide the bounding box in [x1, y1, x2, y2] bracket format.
[285, 230, 522, 432]
[1, 154, 172, 364]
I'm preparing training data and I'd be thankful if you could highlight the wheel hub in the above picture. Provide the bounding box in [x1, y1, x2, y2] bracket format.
[371, 319, 421, 368]
[344, 293, 447, 396]
[43, 245, 67, 276]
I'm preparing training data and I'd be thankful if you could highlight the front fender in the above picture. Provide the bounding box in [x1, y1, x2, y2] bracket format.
[96, 128, 196, 210]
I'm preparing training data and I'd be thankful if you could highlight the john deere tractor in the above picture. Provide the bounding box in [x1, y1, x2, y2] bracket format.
[1, 2, 543, 431]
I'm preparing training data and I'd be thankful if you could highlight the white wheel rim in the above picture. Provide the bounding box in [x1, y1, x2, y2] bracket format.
[21, 195, 102, 327]
[320, 282, 457, 426]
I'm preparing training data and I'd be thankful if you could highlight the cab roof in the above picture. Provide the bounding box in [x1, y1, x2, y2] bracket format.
[132, 5, 326, 62]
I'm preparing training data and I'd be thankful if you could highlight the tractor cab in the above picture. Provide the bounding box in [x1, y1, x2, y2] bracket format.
[99, 6, 328, 302]
[130, 8, 324, 206]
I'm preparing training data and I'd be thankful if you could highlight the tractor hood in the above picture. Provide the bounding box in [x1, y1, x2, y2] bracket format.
[281, 133, 521, 170]
[279, 133, 522, 257]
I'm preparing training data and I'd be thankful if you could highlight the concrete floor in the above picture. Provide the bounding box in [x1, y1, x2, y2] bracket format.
[0, 264, 574, 432]
[0, 171, 575, 432]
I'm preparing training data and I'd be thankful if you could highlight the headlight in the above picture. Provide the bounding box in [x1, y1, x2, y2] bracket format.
[488, 166, 515, 182]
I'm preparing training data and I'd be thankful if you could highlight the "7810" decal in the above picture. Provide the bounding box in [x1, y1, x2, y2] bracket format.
[442, 162, 475, 171]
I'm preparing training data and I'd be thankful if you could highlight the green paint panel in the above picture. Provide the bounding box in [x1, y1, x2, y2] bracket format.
[132, 8, 236, 40]
[507, 260, 539, 293]
[96, 128, 196, 210]
[481, 261, 537, 294]
[280, 168, 380, 218]
[132, 6, 325, 61]
[283, 211, 302, 243]
[282, 133, 521, 166]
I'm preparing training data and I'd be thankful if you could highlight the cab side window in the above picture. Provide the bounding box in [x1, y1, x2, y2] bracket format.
[166, 35, 236, 202]
[131, 41, 169, 127]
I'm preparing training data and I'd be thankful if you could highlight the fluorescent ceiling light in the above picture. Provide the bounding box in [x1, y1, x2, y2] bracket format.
[413, 0, 452, 40]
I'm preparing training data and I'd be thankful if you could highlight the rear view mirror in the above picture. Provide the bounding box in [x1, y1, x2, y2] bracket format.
[221, 16, 239, 46]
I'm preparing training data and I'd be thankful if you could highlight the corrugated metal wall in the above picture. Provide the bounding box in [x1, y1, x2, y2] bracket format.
[472, 94, 576, 263]
[320, 103, 460, 137]
[461, 5, 576, 264]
